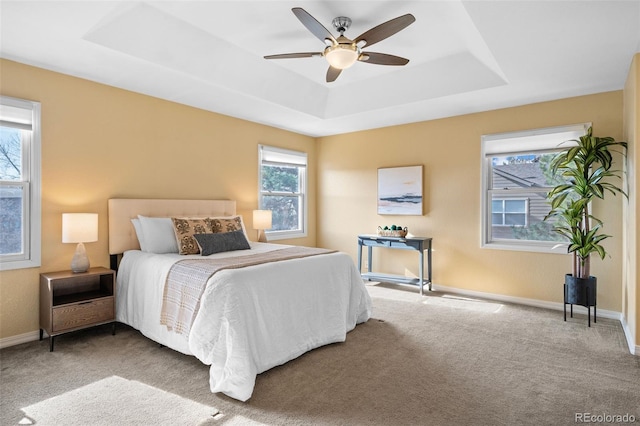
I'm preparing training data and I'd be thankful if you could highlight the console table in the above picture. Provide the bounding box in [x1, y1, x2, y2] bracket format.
[357, 235, 433, 295]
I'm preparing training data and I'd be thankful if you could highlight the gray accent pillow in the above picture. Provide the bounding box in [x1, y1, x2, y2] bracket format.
[193, 231, 251, 256]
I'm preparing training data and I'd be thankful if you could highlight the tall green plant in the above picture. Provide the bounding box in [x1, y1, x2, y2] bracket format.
[545, 127, 627, 278]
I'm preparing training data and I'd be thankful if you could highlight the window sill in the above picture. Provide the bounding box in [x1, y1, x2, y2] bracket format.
[0, 258, 41, 271]
[265, 231, 307, 241]
[481, 240, 568, 255]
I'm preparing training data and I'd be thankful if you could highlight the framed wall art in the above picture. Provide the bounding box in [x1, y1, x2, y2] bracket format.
[377, 165, 423, 215]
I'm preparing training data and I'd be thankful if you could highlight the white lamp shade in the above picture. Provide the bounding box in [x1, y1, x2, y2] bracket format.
[62, 213, 98, 243]
[325, 45, 359, 69]
[253, 210, 272, 230]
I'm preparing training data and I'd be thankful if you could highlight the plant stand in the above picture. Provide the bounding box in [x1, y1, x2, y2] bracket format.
[563, 274, 597, 327]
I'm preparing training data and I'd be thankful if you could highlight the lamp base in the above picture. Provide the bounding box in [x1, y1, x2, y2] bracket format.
[70, 242, 90, 273]
[257, 230, 268, 243]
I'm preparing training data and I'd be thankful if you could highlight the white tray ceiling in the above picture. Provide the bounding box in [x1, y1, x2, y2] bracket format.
[1, 1, 639, 136]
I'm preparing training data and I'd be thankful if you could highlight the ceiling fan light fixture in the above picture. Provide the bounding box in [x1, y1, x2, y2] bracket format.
[265, 8, 415, 82]
[324, 44, 360, 69]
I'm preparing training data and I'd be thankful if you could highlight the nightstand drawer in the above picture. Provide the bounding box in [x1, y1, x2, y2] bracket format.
[52, 298, 114, 332]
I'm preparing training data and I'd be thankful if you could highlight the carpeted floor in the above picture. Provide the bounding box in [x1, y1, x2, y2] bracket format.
[20, 375, 219, 425]
[1, 283, 639, 425]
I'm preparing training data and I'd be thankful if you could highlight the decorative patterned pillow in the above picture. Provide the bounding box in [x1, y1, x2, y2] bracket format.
[194, 230, 251, 256]
[206, 216, 244, 234]
[171, 218, 212, 255]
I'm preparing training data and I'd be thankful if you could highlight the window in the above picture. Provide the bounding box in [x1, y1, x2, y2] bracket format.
[0, 96, 41, 270]
[492, 199, 528, 227]
[258, 145, 307, 240]
[481, 123, 589, 253]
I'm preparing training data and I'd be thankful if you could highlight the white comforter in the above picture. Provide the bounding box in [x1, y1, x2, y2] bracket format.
[116, 242, 372, 401]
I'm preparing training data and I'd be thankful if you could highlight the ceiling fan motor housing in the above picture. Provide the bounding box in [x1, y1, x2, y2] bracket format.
[332, 16, 352, 34]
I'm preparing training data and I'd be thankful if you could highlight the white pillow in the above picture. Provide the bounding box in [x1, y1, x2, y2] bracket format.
[137, 216, 179, 254]
[131, 218, 147, 251]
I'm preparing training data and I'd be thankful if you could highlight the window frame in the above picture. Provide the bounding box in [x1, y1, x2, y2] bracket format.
[0, 96, 41, 270]
[480, 123, 590, 253]
[258, 144, 308, 241]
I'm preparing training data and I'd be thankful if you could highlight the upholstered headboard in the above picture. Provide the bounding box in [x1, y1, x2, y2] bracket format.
[108, 198, 236, 257]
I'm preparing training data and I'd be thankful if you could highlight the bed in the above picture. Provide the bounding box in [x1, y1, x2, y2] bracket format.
[108, 198, 372, 401]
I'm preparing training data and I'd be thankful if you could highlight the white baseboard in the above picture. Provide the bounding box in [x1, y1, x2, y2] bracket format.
[620, 316, 639, 356]
[0, 330, 41, 349]
[432, 283, 621, 319]
[432, 283, 638, 356]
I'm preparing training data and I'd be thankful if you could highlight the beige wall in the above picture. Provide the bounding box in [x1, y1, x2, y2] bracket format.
[0, 59, 316, 339]
[317, 92, 625, 311]
[623, 53, 639, 352]
[0, 57, 636, 352]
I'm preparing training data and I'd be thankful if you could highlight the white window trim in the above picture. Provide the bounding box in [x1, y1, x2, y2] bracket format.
[258, 145, 308, 241]
[0, 96, 41, 271]
[480, 123, 590, 254]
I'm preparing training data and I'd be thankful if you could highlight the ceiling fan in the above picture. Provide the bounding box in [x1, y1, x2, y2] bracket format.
[264, 8, 416, 83]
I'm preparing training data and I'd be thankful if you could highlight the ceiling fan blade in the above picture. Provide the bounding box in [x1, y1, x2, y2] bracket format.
[292, 7, 337, 44]
[326, 66, 342, 82]
[264, 52, 323, 59]
[355, 14, 415, 48]
[359, 52, 409, 66]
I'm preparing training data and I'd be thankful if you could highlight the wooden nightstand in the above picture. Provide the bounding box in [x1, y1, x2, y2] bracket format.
[39, 267, 116, 351]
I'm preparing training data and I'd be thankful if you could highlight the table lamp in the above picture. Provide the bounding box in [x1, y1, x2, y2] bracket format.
[253, 210, 272, 242]
[62, 213, 98, 273]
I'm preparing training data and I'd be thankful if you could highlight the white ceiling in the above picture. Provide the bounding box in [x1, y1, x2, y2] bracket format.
[1, 1, 639, 137]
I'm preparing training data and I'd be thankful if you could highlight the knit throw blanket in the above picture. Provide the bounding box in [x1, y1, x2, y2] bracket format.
[160, 246, 336, 335]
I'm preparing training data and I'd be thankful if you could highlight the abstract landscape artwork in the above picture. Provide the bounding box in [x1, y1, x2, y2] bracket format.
[377, 165, 423, 215]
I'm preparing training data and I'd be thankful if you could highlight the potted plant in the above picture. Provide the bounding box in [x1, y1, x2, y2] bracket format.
[545, 126, 627, 323]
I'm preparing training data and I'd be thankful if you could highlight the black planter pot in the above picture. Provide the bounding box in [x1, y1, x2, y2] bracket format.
[564, 274, 597, 326]
[565, 274, 597, 306]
